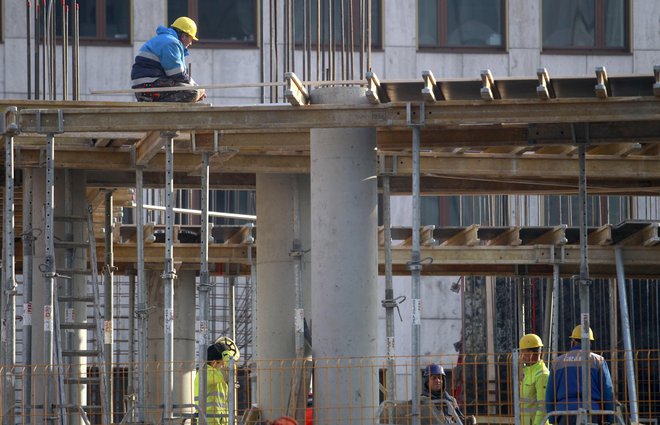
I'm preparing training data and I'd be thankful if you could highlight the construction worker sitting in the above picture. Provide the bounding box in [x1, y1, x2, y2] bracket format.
[420, 364, 472, 424]
[518, 334, 550, 425]
[130, 16, 206, 102]
[194, 338, 240, 425]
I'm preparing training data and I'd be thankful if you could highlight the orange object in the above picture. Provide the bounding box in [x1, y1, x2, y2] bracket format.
[272, 416, 298, 425]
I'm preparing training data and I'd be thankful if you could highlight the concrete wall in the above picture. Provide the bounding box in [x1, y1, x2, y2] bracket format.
[2, 1, 659, 102]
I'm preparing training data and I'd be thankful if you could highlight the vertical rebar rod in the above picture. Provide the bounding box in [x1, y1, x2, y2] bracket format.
[259, 0, 265, 103]
[22, 169, 34, 424]
[62, 2, 68, 100]
[359, 0, 364, 78]
[49, 0, 56, 99]
[35, 1, 40, 99]
[163, 134, 177, 421]
[135, 167, 147, 423]
[27, 1, 32, 98]
[269, 0, 277, 102]
[72, 1, 79, 100]
[382, 171, 396, 412]
[42, 0, 46, 99]
[409, 104, 423, 425]
[513, 350, 520, 425]
[349, 0, 355, 79]
[366, 0, 371, 71]
[577, 139, 591, 422]
[340, 0, 346, 80]
[104, 190, 114, 423]
[543, 275, 554, 356]
[614, 247, 639, 424]
[4, 134, 17, 423]
[316, 0, 320, 81]
[198, 153, 211, 420]
[328, 0, 334, 80]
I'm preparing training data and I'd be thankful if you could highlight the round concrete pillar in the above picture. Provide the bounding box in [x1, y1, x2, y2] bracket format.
[145, 269, 196, 422]
[256, 174, 311, 421]
[310, 87, 379, 425]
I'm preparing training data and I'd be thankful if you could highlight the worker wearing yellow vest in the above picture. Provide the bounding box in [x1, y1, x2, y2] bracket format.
[519, 334, 550, 425]
[194, 337, 240, 425]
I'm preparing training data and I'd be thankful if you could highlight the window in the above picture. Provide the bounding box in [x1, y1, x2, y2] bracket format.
[168, 0, 257, 44]
[47, 0, 130, 41]
[78, 0, 130, 41]
[418, 0, 505, 49]
[294, 0, 382, 48]
[542, 0, 628, 51]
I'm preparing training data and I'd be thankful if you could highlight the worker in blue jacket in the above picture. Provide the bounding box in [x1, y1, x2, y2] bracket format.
[545, 325, 614, 425]
[131, 17, 206, 102]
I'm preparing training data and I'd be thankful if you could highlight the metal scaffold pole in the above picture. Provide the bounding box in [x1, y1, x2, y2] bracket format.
[163, 132, 178, 421]
[576, 133, 591, 424]
[198, 152, 211, 422]
[408, 103, 424, 425]
[104, 190, 115, 423]
[135, 167, 147, 423]
[22, 162, 35, 424]
[3, 130, 17, 423]
[382, 169, 398, 411]
[614, 248, 639, 424]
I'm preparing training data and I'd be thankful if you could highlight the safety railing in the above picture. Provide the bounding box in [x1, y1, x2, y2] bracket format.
[0, 350, 657, 425]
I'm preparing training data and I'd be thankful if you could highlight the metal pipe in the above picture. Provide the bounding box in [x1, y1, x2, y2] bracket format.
[367, 0, 371, 71]
[382, 171, 397, 412]
[49, 0, 56, 99]
[614, 247, 639, 424]
[340, 0, 346, 80]
[134, 204, 256, 221]
[62, 1, 68, 100]
[43, 133, 57, 420]
[349, 0, 355, 80]
[42, 0, 46, 99]
[292, 176, 305, 355]
[409, 103, 423, 425]
[577, 139, 591, 422]
[22, 169, 34, 424]
[551, 264, 560, 358]
[73, 1, 79, 100]
[104, 190, 115, 423]
[359, 0, 364, 78]
[543, 275, 554, 357]
[4, 134, 17, 423]
[127, 273, 135, 421]
[316, 0, 320, 81]
[163, 134, 177, 421]
[27, 0, 32, 98]
[198, 153, 211, 422]
[513, 349, 520, 425]
[35, 0, 40, 99]
[135, 167, 147, 423]
[260, 0, 265, 103]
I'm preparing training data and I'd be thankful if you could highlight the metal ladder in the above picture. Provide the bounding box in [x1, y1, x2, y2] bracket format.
[53, 205, 109, 424]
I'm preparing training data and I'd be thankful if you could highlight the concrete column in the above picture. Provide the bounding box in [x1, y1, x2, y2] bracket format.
[145, 269, 196, 423]
[255, 174, 311, 421]
[310, 87, 379, 425]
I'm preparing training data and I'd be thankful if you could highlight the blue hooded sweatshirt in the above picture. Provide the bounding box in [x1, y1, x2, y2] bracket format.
[131, 26, 191, 87]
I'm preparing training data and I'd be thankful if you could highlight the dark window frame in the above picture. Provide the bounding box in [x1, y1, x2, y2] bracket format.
[169, 0, 259, 48]
[43, 0, 131, 46]
[418, 0, 507, 53]
[541, 0, 631, 54]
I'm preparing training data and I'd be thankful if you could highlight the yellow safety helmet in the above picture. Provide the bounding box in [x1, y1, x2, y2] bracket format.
[570, 325, 595, 341]
[214, 336, 240, 361]
[519, 333, 543, 350]
[171, 16, 199, 41]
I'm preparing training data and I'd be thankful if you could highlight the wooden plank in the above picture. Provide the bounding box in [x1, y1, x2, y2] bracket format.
[527, 225, 568, 245]
[134, 130, 168, 166]
[441, 224, 480, 246]
[486, 227, 522, 246]
[618, 223, 660, 246]
[588, 224, 613, 246]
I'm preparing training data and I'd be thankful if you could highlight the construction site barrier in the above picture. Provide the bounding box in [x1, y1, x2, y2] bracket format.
[0, 350, 657, 425]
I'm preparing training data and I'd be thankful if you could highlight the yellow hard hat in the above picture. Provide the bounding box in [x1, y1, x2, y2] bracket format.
[214, 336, 240, 361]
[570, 325, 595, 341]
[519, 333, 543, 350]
[171, 16, 199, 41]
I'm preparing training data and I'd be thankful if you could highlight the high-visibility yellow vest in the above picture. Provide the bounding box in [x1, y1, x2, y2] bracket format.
[520, 360, 550, 425]
[194, 365, 229, 425]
